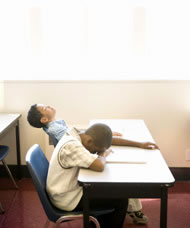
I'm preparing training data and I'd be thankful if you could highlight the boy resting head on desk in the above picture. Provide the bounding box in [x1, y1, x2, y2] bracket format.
[46, 123, 128, 228]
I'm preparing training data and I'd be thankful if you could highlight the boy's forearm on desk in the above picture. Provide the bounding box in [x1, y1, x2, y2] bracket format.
[112, 137, 141, 147]
[111, 137, 159, 149]
[89, 156, 106, 172]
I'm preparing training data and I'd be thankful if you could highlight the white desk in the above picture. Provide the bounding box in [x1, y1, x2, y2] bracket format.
[78, 120, 175, 228]
[0, 114, 21, 179]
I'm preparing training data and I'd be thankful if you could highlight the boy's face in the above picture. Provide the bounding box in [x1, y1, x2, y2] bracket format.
[37, 104, 56, 124]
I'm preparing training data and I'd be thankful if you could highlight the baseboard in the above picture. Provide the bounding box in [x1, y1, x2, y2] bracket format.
[169, 167, 190, 181]
[0, 165, 190, 181]
[0, 165, 30, 178]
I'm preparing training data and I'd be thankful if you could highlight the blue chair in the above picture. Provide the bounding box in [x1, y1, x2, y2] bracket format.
[26, 144, 113, 228]
[0, 145, 18, 189]
[0, 145, 18, 214]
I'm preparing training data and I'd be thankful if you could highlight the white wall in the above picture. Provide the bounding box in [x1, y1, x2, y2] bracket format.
[0, 81, 4, 110]
[1, 80, 190, 167]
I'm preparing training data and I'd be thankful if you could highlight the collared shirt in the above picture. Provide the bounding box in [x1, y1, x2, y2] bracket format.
[46, 128, 98, 211]
[43, 120, 67, 146]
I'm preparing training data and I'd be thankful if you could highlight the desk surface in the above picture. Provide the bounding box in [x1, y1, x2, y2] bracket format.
[78, 119, 175, 185]
[0, 113, 21, 137]
[0, 113, 22, 178]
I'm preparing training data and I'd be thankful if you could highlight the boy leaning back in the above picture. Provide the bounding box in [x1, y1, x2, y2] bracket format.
[27, 104, 159, 225]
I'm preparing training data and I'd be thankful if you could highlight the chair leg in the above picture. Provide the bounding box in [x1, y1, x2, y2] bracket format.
[56, 215, 100, 228]
[2, 159, 18, 189]
[0, 202, 5, 214]
[44, 219, 50, 228]
[89, 216, 101, 228]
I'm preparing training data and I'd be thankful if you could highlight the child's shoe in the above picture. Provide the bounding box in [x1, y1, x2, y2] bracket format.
[127, 210, 149, 224]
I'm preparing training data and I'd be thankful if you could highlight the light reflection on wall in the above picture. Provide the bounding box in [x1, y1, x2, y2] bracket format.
[0, 0, 190, 80]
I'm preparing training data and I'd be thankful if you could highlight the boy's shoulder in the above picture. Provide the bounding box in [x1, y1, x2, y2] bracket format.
[55, 128, 81, 150]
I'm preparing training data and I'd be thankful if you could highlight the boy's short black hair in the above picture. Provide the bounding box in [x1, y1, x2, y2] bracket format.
[85, 123, 112, 149]
[27, 104, 45, 128]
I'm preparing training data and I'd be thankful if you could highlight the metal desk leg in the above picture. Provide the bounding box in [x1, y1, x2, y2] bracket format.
[16, 121, 21, 179]
[83, 184, 90, 228]
[0, 202, 5, 214]
[160, 186, 168, 228]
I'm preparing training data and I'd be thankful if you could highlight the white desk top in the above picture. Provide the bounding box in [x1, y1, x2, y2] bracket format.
[90, 119, 155, 142]
[0, 113, 21, 135]
[78, 119, 175, 185]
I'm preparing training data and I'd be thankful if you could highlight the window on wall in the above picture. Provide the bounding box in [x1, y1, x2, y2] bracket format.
[0, 0, 190, 80]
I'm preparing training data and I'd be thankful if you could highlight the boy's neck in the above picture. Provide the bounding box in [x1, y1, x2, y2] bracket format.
[45, 118, 56, 125]
[79, 132, 84, 140]
[49, 117, 56, 122]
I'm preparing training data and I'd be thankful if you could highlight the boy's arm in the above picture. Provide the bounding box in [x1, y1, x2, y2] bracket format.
[89, 150, 112, 172]
[112, 136, 159, 149]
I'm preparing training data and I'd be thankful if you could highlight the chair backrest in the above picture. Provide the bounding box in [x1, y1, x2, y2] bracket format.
[0, 145, 9, 161]
[25, 144, 64, 222]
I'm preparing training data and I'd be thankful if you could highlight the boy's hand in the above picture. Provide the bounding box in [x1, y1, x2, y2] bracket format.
[98, 148, 113, 157]
[112, 131, 123, 136]
[139, 142, 159, 150]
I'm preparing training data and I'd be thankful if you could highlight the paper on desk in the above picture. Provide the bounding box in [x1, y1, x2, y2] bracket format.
[106, 147, 147, 164]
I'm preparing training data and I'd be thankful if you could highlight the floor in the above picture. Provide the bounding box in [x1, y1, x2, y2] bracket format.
[0, 178, 190, 228]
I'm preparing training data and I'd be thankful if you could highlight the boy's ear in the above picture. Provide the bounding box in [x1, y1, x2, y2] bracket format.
[85, 135, 93, 145]
[40, 116, 49, 125]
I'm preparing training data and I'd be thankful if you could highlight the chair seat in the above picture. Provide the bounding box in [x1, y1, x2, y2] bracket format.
[0, 146, 9, 160]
